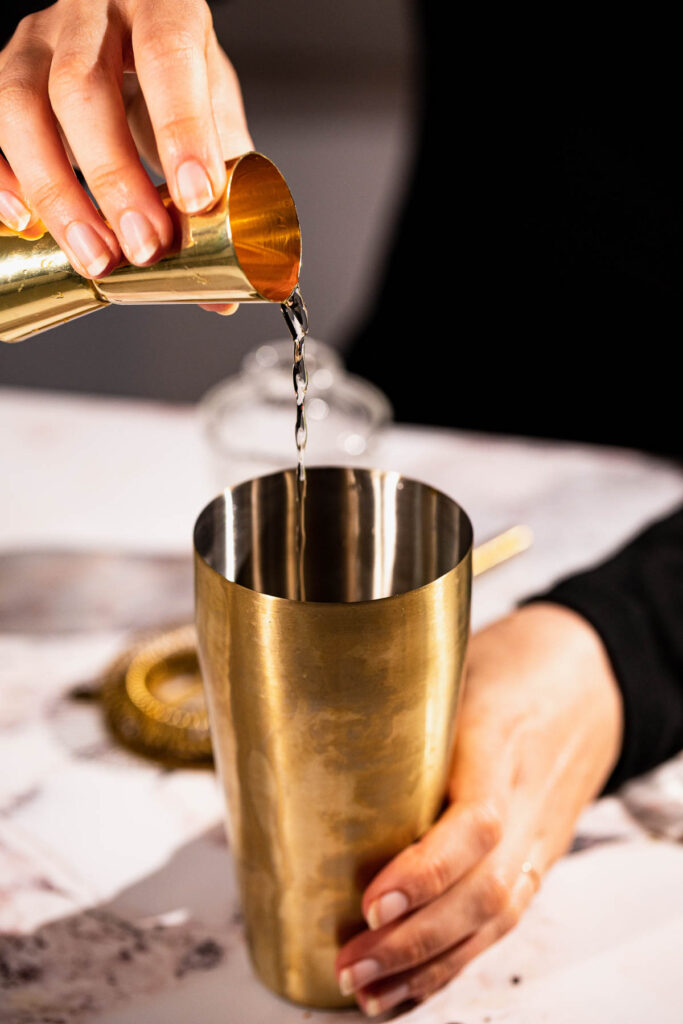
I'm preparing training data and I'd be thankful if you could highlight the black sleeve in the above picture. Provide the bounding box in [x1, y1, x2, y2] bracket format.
[530, 506, 683, 792]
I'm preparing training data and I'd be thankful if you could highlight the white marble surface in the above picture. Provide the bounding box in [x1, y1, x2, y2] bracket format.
[1, 387, 683, 1024]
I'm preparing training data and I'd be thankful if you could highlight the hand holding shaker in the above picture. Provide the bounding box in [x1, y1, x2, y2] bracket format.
[194, 467, 473, 1007]
[0, 152, 301, 342]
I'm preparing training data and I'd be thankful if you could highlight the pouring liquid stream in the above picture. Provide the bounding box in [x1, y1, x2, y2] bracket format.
[281, 285, 310, 601]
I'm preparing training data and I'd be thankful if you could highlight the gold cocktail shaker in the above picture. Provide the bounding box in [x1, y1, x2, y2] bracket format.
[0, 152, 301, 343]
[194, 467, 473, 1008]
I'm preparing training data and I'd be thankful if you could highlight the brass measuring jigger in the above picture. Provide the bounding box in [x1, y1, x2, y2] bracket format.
[0, 152, 301, 343]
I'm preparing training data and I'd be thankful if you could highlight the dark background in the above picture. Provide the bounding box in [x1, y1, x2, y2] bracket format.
[1, 3, 681, 457]
[347, 8, 682, 457]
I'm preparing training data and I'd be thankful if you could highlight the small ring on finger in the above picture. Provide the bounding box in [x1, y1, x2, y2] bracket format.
[521, 860, 541, 892]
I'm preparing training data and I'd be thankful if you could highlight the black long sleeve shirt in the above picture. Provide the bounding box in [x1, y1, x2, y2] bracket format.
[536, 507, 683, 791]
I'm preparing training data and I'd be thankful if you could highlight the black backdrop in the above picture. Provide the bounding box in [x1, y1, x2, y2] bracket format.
[2, 3, 681, 456]
[348, 5, 682, 457]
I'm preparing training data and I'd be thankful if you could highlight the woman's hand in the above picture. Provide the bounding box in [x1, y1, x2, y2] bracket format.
[0, 0, 251, 313]
[336, 603, 624, 1017]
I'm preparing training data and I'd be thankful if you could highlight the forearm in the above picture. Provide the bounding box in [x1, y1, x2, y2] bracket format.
[529, 505, 683, 789]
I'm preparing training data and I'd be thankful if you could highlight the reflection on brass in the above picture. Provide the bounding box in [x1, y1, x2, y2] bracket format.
[92, 524, 529, 766]
[193, 467, 473, 1008]
[472, 524, 534, 577]
[0, 152, 301, 342]
[94, 525, 530, 763]
[101, 625, 212, 765]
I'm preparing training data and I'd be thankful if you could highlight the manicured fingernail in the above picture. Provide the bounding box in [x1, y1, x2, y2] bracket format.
[65, 221, 112, 277]
[339, 958, 380, 995]
[365, 983, 410, 1017]
[176, 159, 214, 212]
[0, 190, 31, 232]
[119, 209, 160, 264]
[366, 891, 410, 930]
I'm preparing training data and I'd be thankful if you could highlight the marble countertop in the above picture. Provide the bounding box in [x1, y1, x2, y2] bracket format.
[1, 386, 683, 1024]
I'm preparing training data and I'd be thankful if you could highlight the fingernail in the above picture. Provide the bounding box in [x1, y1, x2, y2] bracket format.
[339, 958, 380, 995]
[65, 221, 112, 277]
[0, 190, 31, 232]
[119, 209, 160, 264]
[365, 983, 410, 1017]
[176, 159, 214, 212]
[366, 891, 410, 930]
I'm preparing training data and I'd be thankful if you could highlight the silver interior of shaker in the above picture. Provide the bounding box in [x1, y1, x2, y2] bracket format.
[194, 467, 472, 603]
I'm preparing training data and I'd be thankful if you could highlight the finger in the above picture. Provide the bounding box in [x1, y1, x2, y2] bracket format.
[184, 32, 249, 315]
[338, 861, 513, 993]
[199, 302, 238, 315]
[123, 73, 163, 175]
[357, 870, 539, 1017]
[0, 23, 119, 278]
[48, 7, 173, 266]
[205, 33, 253, 159]
[339, 826, 546, 999]
[0, 155, 32, 232]
[132, 0, 228, 214]
[126, 36, 252, 174]
[362, 801, 503, 930]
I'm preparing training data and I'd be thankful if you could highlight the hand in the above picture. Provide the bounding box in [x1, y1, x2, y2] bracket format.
[0, 0, 251, 314]
[336, 603, 623, 1017]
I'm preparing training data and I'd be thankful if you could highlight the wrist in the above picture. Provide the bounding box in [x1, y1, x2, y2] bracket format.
[466, 602, 624, 795]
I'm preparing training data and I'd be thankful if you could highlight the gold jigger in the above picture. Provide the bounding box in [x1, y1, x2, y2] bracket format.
[0, 152, 301, 343]
[194, 467, 473, 1008]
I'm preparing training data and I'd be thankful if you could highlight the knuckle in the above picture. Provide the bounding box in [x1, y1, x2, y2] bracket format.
[419, 850, 454, 898]
[1, 14, 46, 72]
[12, 13, 43, 42]
[48, 52, 109, 108]
[477, 871, 510, 919]
[155, 110, 204, 144]
[137, 30, 199, 72]
[28, 176, 66, 214]
[0, 72, 42, 123]
[83, 162, 128, 198]
[401, 924, 439, 968]
[403, 840, 452, 899]
[408, 954, 459, 1001]
[471, 803, 503, 851]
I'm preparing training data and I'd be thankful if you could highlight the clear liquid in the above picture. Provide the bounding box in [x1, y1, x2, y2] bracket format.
[281, 285, 309, 482]
[281, 286, 310, 601]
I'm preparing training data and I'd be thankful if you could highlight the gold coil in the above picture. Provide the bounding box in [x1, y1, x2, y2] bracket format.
[100, 625, 212, 765]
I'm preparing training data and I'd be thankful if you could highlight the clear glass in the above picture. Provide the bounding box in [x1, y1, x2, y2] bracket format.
[199, 339, 392, 479]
